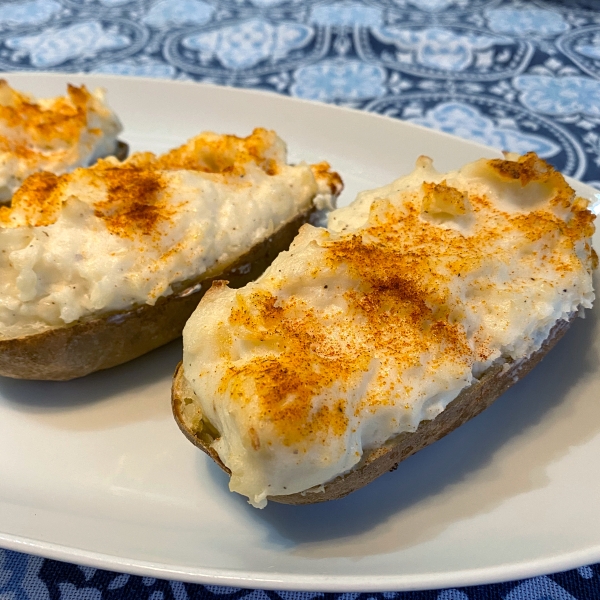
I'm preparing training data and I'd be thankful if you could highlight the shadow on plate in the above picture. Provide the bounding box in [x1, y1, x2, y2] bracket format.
[204, 302, 600, 558]
[0, 339, 182, 428]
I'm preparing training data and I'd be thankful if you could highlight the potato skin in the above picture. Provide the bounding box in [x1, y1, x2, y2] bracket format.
[172, 316, 573, 505]
[0, 209, 314, 380]
[114, 140, 129, 162]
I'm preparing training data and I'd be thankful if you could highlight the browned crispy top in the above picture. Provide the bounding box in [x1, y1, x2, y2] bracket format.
[149, 127, 282, 175]
[0, 81, 93, 154]
[310, 161, 344, 196]
[213, 154, 596, 448]
[91, 166, 173, 240]
[0, 171, 62, 227]
[0, 128, 306, 236]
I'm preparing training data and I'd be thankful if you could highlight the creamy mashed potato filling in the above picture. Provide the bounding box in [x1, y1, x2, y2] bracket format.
[0, 80, 122, 202]
[182, 153, 596, 508]
[0, 128, 341, 338]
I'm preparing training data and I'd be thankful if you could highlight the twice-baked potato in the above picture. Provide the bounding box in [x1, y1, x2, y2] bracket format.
[0, 80, 127, 204]
[0, 128, 342, 380]
[173, 153, 596, 508]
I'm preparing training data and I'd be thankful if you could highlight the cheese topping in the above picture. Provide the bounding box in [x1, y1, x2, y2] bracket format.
[0, 80, 123, 202]
[182, 153, 596, 508]
[0, 128, 342, 338]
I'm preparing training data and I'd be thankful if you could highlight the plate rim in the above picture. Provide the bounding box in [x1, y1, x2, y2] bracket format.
[0, 70, 503, 158]
[2, 530, 600, 592]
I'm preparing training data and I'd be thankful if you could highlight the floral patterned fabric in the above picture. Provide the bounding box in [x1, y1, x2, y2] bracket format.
[2, 549, 600, 599]
[1, 0, 599, 598]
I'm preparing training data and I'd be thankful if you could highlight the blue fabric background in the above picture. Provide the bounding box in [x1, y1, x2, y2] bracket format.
[1, 0, 600, 598]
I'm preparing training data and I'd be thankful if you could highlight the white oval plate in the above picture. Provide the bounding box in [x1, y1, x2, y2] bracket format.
[1, 73, 599, 593]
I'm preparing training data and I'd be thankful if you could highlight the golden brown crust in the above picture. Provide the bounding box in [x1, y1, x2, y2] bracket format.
[0, 208, 314, 380]
[0, 141, 129, 209]
[172, 316, 573, 505]
[0, 82, 98, 148]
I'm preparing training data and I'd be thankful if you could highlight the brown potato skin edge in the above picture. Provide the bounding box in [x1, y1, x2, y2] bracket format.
[172, 316, 573, 505]
[0, 209, 314, 380]
[114, 140, 129, 162]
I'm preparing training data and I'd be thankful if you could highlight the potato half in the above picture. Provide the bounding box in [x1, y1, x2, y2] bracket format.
[171, 152, 595, 508]
[0, 208, 314, 380]
[172, 316, 571, 505]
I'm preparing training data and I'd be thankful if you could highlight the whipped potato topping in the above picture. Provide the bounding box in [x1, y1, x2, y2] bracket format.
[0, 80, 122, 202]
[0, 128, 342, 339]
[182, 153, 596, 508]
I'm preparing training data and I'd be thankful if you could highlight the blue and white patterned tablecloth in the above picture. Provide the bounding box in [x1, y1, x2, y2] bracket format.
[1, 0, 600, 599]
